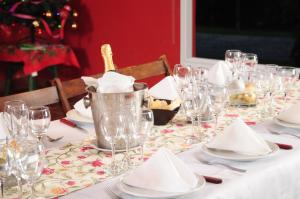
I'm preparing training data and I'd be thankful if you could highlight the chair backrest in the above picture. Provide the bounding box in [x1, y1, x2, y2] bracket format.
[0, 85, 65, 120]
[54, 54, 172, 113]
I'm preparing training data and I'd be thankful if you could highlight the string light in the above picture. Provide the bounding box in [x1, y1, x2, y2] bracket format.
[32, 20, 39, 27]
[45, 11, 52, 17]
[73, 11, 78, 17]
[71, 23, 77, 29]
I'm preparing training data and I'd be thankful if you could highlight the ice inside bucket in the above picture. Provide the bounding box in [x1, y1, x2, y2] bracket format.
[86, 82, 147, 150]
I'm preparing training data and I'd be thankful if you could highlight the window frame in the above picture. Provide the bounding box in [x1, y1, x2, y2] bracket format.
[180, 0, 218, 67]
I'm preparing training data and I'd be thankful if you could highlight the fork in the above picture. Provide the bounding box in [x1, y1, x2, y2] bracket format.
[269, 130, 300, 139]
[47, 135, 64, 142]
[104, 184, 120, 199]
[198, 158, 247, 173]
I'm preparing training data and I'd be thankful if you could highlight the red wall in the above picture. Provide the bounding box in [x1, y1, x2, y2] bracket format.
[65, 0, 180, 83]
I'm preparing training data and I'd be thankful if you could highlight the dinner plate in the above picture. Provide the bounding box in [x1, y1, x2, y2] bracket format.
[201, 141, 279, 161]
[273, 117, 300, 129]
[117, 175, 205, 198]
[66, 109, 93, 125]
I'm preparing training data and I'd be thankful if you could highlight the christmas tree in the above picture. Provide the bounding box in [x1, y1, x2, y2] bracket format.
[0, 0, 78, 42]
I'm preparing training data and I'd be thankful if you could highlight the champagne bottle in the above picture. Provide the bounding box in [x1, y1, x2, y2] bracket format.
[101, 44, 116, 72]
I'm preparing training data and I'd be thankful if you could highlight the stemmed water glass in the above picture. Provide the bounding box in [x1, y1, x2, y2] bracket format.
[276, 66, 297, 108]
[28, 106, 51, 142]
[209, 85, 227, 129]
[10, 105, 29, 139]
[241, 53, 258, 72]
[225, 49, 242, 77]
[3, 100, 27, 137]
[16, 139, 45, 199]
[173, 64, 192, 100]
[99, 113, 123, 175]
[133, 109, 154, 164]
[0, 138, 11, 198]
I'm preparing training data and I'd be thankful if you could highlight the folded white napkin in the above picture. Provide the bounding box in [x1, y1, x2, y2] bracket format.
[148, 76, 179, 101]
[0, 114, 8, 139]
[277, 102, 300, 124]
[74, 99, 92, 119]
[123, 147, 198, 193]
[81, 71, 135, 93]
[207, 61, 232, 86]
[206, 118, 271, 156]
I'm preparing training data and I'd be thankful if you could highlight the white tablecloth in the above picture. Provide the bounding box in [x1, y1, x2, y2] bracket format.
[45, 119, 300, 199]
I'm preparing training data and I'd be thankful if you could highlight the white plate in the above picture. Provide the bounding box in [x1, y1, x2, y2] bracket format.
[117, 175, 205, 198]
[66, 109, 93, 125]
[201, 141, 279, 161]
[273, 117, 300, 129]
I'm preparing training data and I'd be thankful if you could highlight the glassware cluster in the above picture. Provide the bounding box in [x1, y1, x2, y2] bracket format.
[1, 100, 49, 198]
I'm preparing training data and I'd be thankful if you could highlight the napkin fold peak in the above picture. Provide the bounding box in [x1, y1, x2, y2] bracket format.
[123, 147, 198, 193]
[277, 102, 300, 124]
[206, 118, 271, 155]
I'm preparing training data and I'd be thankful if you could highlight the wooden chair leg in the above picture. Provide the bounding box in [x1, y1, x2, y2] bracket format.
[4, 66, 14, 96]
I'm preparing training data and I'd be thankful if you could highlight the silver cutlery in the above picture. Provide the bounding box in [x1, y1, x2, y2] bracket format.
[198, 157, 247, 173]
[268, 130, 300, 139]
[104, 185, 120, 199]
[47, 135, 64, 142]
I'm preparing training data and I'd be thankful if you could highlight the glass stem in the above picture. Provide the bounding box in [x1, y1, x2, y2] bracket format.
[140, 144, 144, 164]
[125, 136, 130, 168]
[28, 181, 34, 199]
[16, 176, 22, 199]
[110, 140, 116, 175]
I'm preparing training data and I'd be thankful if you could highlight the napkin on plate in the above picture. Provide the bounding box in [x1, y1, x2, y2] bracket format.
[148, 76, 179, 101]
[206, 118, 271, 156]
[277, 102, 300, 124]
[207, 61, 232, 86]
[74, 99, 92, 119]
[122, 147, 198, 193]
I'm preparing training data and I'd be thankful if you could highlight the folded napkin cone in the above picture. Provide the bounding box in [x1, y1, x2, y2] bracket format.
[277, 102, 300, 124]
[206, 118, 271, 156]
[123, 148, 198, 193]
[148, 76, 179, 101]
[207, 61, 232, 86]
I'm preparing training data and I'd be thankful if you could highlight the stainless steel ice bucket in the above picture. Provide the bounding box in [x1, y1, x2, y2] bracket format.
[85, 83, 147, 150]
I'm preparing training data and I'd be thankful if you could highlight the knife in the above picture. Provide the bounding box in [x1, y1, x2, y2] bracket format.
[60, 118, 88, 133]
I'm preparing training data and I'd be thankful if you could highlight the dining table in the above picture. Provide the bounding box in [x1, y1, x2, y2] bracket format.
[4, 75, 300, 199]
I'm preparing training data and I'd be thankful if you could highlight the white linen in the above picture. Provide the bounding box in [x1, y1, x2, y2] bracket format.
[52, 118, 300, 199]
[277, 102, 300, 124]
[123, 147, 198, 193]
[148, 76, 179, 100]
[82, 72, 135, 93]
[206, 118, 271, 155]
[73, 98, 92, 119]
[97, 72, 135, 93]
[207, 61, 232, 86]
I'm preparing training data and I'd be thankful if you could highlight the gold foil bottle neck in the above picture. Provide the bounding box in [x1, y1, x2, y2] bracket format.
[101, 44, 116, 72]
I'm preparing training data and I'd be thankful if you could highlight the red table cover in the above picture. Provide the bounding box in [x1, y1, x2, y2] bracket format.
[0, 44, 80, 75]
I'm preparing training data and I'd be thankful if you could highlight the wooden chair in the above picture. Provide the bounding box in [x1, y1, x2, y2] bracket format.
[54, 54, 172, 113]
[0, 85, 65, 120]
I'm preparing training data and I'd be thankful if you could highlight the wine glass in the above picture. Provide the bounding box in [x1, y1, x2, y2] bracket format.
[133, 109, 154, 164]
[10, 105, 29, 139]
[241, 53, 258, 72]
[28, 106, 51, 142]
[225, 49, 242, 76]
[3, 100, 26, 137]
[17, 139, 45, 199]
[208, 85, 227, 131]
[173, 64, 192, 100]
[276, 66, 297, 107]
[99, 113, 122, 175]
[0, 138, 11, 198]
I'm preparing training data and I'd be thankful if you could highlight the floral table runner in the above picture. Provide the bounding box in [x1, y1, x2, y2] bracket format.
[5, 82, 300, 199]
